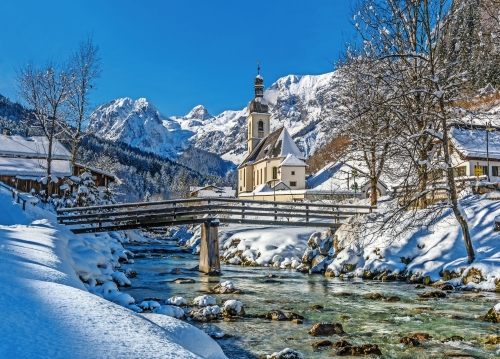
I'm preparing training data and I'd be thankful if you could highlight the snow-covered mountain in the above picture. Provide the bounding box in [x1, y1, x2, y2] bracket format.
[87, 71, 342, 165]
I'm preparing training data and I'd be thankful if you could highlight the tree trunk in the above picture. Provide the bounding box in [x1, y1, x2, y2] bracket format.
[370, 177, 378, 206]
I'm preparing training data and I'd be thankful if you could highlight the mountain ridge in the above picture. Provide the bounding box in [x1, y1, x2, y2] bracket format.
[87, 71, 343, 167]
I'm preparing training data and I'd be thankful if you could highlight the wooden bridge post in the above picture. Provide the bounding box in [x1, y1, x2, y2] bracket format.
[199, 219, 221, 275]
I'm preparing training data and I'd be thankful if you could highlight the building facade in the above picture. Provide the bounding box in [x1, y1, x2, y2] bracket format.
[238, 69, 308, 198]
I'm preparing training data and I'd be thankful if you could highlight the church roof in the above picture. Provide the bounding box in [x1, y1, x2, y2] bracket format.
[239, 127, 305, 168]
[279, 153, 307, 167]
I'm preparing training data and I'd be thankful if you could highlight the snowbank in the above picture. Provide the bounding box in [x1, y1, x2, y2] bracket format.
[0, 187, 227, 359]
[217, 225, 319, 268]
[324, 195, 500, 290]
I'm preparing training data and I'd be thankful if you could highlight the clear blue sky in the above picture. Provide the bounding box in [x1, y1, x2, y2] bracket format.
[0, 0, 352, 116]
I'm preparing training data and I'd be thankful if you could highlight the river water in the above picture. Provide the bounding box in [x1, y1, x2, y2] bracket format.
[122, 238, 500, 359]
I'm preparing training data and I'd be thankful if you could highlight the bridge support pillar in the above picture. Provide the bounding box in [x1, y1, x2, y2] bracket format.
[199, 219, 221, 275]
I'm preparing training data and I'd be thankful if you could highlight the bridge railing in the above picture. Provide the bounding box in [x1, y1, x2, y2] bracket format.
[56, 197, 376, 233]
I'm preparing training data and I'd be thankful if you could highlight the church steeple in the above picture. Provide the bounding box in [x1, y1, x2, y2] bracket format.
[247, 63, 271, 154]
[254, 62, 264, 98]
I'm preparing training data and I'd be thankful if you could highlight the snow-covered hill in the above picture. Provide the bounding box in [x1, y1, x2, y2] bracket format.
[87, 71, 343, 165]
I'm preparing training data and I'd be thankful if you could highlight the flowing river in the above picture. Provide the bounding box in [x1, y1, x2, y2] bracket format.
[122, 237, 500, 358]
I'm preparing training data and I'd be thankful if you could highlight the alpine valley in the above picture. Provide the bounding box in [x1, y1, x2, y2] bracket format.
[87, 71, 342, 169]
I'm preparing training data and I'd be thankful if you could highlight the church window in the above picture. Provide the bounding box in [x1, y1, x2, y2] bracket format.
[258, 121, 264, 138]
[272, 167, 277, 179]
[290, 181, 297, 187]
[291, 171, 295, 175]
[260, 168, 263, 184]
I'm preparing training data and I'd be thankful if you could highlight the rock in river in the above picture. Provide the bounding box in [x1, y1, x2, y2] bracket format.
[484, 304, 500, 323]
[399, 336, 420, 346]
[311, 340, 332, 349]
[309, 322, 345, 336]
[417, 291, 446, 298]
[335, 344, 382, 356]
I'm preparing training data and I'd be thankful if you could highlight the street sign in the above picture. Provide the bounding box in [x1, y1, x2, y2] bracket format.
[474, 167, 482, 176]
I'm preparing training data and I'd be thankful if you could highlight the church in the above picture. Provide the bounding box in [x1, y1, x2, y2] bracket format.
[237, 68, 308, 199]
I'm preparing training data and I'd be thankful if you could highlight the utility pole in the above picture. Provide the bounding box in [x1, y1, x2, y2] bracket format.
[487, 122, 493, 182]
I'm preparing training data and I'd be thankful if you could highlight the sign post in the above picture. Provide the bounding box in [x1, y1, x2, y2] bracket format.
[474, 162, 482, 193]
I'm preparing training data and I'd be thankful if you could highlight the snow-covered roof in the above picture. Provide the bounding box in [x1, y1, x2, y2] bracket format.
[278, 128, 305, 159]
[0, 157, 72, 178]
[450, 126, 500, 160]
[279, 153, 307, 167]
[252, 184, 273, 194]
[74, 163, 116, 179]
[0, 134, 71, 160]
[306, 160, 386, 194]
[190, 185, 236, 198]
[239, 127, 305, 168]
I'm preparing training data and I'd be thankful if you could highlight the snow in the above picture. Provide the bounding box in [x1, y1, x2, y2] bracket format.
[325, 194, 500, 289]
[219, 225, 319, 267]
[192, 295, 217, 307]
[278, 153, 307, 167]
[166, 296, 188, 306]
[0, 157, 72, 178]
[0, 186, 227, 359]
[450, 126, 500, 160]
[222, 300, 243, 314]
[278, 127, 305, 159]
[0, 134, 71, 159]
[153, 305, 185, 318]
[87, 71, 342, 166]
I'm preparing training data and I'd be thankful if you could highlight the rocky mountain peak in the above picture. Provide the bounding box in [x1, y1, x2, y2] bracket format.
[185, 105, 212, 121]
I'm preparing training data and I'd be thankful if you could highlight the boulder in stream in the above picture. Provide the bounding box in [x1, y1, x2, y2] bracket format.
[212, 281, 244, 294]
[265, 348, 304, 359]
[418, 291, 446, 298]
[399, 336, 420, 346]
[309, 322, 345, 336]
[484, 304, 500, 323]
[311, 340, 332, 349]
[335, 344, 382, 356]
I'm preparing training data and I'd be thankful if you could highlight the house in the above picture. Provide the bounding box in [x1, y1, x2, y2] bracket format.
[74, 163, 117, 188]
[189, 185, 236, 198]
[242, 160, 388, 201]
[238, 67, 308, 199]
[304, 161, 388, 200]
[449, 124, 500, 181]
[0, 133, 116, 196]
[0, 134, 72, 194]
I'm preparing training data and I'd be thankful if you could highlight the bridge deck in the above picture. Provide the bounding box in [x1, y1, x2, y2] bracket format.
[57, 197, 375, 234]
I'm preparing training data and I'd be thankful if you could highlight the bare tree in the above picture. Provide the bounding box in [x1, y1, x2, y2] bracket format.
[66, 36, 101, 166]
[335, 55, 396, 205]
[344, 0, 500, 263]
[16, 61, 71, 195]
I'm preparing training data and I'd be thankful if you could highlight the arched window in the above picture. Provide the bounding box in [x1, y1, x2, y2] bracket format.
[258, 121, 264, 137]
[272, 167, 277, 180]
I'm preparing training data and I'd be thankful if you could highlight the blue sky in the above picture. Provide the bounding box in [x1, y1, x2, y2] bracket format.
[0, 1, 352, 116]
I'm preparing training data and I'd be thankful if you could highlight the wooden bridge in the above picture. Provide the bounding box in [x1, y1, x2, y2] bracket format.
[57, 198, 375, 274]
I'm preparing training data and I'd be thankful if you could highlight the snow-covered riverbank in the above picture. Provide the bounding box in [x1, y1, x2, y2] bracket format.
[0, 187, 226, 359]
[181, 194, 500, 291]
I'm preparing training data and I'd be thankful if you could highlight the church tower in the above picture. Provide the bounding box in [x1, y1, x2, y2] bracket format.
[247, 63, 271, 154]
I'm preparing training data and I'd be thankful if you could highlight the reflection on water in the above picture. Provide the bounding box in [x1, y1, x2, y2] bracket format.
[123, 241, 500, 359]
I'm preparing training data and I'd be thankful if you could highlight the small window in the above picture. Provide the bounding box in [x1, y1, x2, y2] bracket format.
[482, 166, 489, 176]
[290, 181, 297, 187]
[493, 166, 499, 177]
[291, 171, 295, 175]
[272, 167, 277, 179]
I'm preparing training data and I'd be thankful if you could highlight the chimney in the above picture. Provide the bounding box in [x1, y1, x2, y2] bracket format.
[3, 128, 11, 136]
